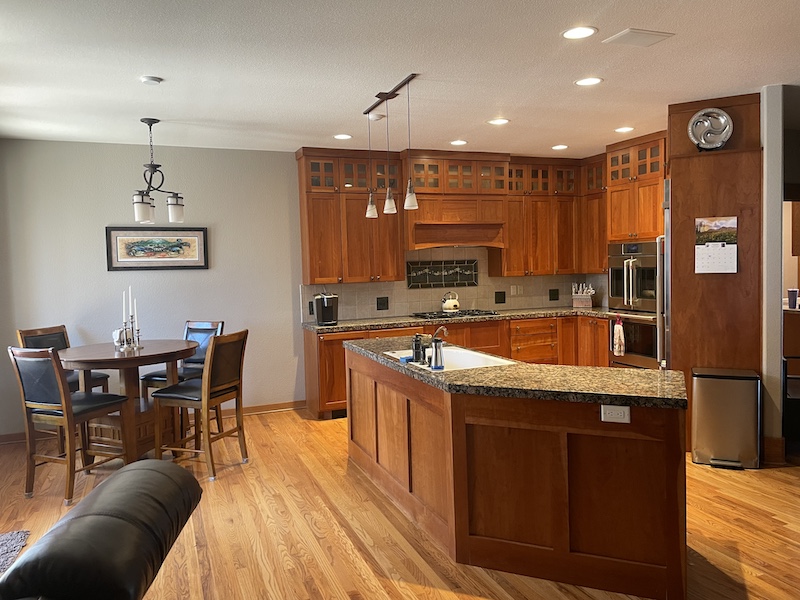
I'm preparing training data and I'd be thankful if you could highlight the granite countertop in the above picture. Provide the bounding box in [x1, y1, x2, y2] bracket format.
[344, 337, 687, 410]
[303, 307, 657, 333]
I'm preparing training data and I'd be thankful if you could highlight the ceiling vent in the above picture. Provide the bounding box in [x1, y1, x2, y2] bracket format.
[602, 28, 674, 47]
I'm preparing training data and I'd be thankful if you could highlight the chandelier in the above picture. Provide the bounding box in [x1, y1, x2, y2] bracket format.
[131, 118, 184, 223]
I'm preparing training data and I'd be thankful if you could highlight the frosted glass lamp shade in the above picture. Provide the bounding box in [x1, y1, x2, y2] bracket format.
[403, 178, 418, 210]
[133, 191, 152, 223]
[383, 187, 397, 214]
[167, 193, 185, 223]
[365, 192, 378, 218]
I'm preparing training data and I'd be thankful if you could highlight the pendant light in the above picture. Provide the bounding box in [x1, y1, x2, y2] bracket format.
[403, 80, 418, 210]
[131, 118, 185, 223]
[365, 113, 378, 219]
[383, 100, 397, 215]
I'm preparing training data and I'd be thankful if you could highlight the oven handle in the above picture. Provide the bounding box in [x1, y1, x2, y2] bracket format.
[656, 234, 665, 367]
[623, 258, 630, 305]
[628, 257, 638, 306]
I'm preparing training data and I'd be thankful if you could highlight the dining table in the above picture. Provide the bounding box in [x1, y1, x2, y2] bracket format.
[59, 339, 198, 463]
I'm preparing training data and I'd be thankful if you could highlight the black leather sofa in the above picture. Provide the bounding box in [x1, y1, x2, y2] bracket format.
[0, 460, 202, 600]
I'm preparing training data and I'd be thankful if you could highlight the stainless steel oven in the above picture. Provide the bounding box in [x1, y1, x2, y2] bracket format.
[608, 314, 660, 369]
[608, 241, 659, 312]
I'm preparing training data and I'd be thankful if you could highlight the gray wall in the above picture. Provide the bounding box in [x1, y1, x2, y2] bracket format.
[0, 139, 303, 436]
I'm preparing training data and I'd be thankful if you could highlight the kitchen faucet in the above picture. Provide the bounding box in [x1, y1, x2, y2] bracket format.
[433, 326, 449, 341]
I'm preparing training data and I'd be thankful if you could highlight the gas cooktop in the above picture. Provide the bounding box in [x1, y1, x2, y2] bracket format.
[411, 309, 499, 320]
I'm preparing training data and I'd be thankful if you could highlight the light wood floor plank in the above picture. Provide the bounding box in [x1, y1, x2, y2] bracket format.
[1, 410, 798, 599]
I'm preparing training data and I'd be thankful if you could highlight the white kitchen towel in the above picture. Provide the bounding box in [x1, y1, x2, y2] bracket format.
[613, 322, 625, 356]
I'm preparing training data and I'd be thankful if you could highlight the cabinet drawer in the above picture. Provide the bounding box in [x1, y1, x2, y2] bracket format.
[510, 318, 558, 339]
[510, 335, 558, 363]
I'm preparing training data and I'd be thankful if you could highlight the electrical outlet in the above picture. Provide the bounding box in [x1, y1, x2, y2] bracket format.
[308, 301, 314, 316]
[376, 296, 389, 311]
[517, 285, 523, 296]
[601, 405, 631, 423]
[495, 290, 506, 304]
[548, 288, 559, 301]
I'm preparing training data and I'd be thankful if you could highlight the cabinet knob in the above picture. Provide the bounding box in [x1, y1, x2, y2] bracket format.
[516, 326, 520, 331]
[516, 346, 521, 352]
[550, 323, 555, 328]
[376, 275, 381, 280]
[319, 336, 324, 340]
[551, 343, 555, 348]
[334, 186, 340, 192]
[633, 233, 638, 238]
[338, 277, 342, 282]
[554, 190, 559, 194]
[370, 276, 375, 281]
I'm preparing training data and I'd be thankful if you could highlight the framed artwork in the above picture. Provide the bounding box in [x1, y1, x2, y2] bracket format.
[106, 226, 208, 271]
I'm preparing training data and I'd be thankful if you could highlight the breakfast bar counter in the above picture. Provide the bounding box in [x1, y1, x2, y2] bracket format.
[344, 337, 687, 600]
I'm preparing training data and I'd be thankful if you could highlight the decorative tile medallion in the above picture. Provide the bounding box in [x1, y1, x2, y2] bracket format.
[407, 260, 478, 289]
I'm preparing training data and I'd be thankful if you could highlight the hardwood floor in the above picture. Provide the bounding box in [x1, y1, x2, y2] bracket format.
[1, 410, 798, 599]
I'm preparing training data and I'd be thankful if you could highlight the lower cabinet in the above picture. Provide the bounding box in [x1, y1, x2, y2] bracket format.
[425, 320, 509, 357]
[510, 317, 577, 365]
[577, 317, 610, 367]
[304, 326, 424, 419]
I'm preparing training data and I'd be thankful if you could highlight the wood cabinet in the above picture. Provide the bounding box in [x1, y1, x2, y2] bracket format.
[553, 166, 579, 194]
[607, 178, 664, 241]
[304, 329, 368, 418]
[444, 160, 477, 193]
[424, 320, 508, 357]
[478, 161, 509, 194]
[488, 195, 576, 276]
[581, 155, 605, 196]
[606, 135, 665, 242]
[558, 316, 578, 365]
[298, 151, 405, 284]
[369, 326, 424, 339]
[577, 317, 609, 367]
[407, 157, 443, 193]
[509, 318, 559, 363]
[577, 192, 608, 273]
[341, 193, 403, 282]
[508, 162, 551, 195]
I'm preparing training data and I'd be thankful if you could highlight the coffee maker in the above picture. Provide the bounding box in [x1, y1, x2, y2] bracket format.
[313, 293, 339, 325]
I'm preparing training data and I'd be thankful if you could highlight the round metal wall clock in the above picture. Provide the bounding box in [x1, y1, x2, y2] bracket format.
[687, 107, 733, 150]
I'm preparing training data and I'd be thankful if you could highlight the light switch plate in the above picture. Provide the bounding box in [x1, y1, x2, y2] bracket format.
[601, 405, 631, 423]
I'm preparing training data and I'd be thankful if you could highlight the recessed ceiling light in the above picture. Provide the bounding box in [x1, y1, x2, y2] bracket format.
[562, 26, 597, 40]
[487, 118, 509, 125]
[333, 134, 352, 140]
[368, 113, 385, 121]
[450, 139, 468, 146]
[140, 75, 163, 85]
[575, 77, 603, 86]
[552, 144, 568, 151]
[615, 126, 635, 133]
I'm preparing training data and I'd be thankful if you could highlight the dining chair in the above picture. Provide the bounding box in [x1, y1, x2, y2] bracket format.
[7, 346, 130, 505]
[139, 320, 224, 399]
[152, 329, 248, 480]
[16, 325, 110, 393]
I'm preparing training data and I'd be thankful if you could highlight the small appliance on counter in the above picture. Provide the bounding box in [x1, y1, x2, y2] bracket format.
[441, 291, 460, 312]
[313, 292, 339, 326]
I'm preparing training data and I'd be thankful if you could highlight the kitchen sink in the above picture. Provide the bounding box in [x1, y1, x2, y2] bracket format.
[384, 347, 515, 372]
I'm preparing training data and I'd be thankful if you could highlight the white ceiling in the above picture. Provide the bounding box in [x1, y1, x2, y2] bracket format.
[2, 0, 800, 158]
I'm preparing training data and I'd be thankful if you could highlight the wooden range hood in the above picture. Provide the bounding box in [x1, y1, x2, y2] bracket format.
[406, 220, 505, 250]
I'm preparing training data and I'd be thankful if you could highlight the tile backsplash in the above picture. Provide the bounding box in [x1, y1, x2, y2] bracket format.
[300, 247, 607, 323]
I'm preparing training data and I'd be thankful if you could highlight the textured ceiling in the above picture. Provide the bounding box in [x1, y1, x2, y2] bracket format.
[2, 0, 799, 158]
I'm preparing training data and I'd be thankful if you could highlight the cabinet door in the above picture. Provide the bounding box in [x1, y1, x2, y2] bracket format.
[339, 157, 371, 192]
[509, 319, 558, 363]
[491, 197, 526, 276]
[373, 158, 402, 193]
[579, 193, 607, 274]
[318, 331, 368, 413]
[466, 320, 505, 355]
[441, 196, 479, 222]
[526, 165, 551, 195]
[594, 319, 610, 367]
[634, 179, 664, 240]
[577, 317, 596, 366]
[445, 160, 477, 193]
[341, 194, 374, 282]
[581, 159, 605, 195]
[633, 139, 664, 182]
[607, 184, 636, 242]
[305, 193, 343, 283]
[409, 158, 442, 193]
[527, 197, 554, 275]
[558, 317, 578, 365]
[554, 196, 577, 274]
[478, 162, 509, 194]
[369, 327, 424, 339]
[304, 158, 339, 192]
[607, 148, 633, 185]
[375, 208, 404, 281]
[553, 167, 579, 194]
[508, 164, 528, 195]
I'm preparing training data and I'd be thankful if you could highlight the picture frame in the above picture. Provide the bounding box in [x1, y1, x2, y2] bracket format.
[105, 226, 209, 271]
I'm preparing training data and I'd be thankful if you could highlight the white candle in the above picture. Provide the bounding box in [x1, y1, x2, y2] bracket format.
[122, 290, 126, 323]
[134, 299, 138, 330]
[128, 285, 133, 316]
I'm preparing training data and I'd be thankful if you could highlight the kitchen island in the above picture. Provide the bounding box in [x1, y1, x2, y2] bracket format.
[345, 337, 687, 600]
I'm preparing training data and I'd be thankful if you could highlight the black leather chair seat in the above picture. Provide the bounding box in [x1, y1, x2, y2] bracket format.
[154, 379, 237, 402]
[30, 391, 128, 418]
[0, 460, 202, 600]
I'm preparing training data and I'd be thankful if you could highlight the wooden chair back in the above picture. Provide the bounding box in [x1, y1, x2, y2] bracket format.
[203, 329, 248, 399]
[16, 325, 71, 351]
[183, 321, 224, 367]
[8, 346, 74, 427]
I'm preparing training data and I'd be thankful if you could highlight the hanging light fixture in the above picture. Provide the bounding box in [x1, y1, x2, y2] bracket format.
[131, 118, 184, 223]
[382, 99, 397, 215]
[403, 80, 418, 210]
[365, 113, 378, 219]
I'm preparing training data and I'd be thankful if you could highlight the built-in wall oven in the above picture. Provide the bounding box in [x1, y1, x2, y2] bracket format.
[607, 237, 666, 370]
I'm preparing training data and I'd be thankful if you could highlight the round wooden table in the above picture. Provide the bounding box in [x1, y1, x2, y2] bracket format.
[59, 340, 198, 462]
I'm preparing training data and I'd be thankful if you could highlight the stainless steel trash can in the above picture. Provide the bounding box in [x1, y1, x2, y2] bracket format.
[691, 368, 761, 469]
